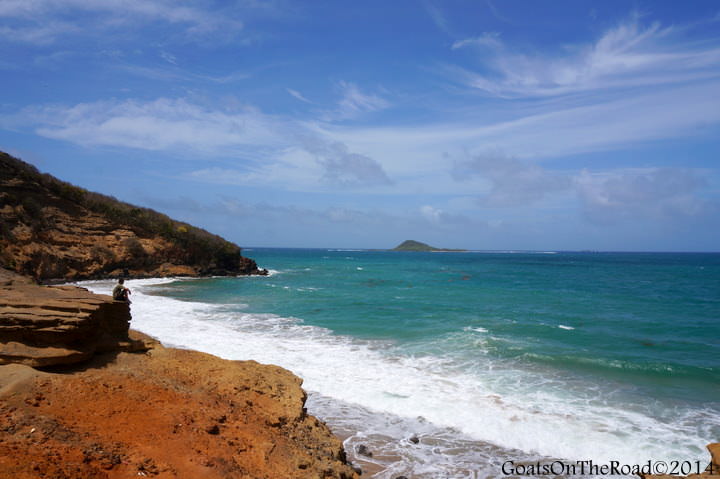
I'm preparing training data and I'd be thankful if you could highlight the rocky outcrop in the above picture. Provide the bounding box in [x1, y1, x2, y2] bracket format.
[0, 268, 145, 367]
[0, 151, 267, 282]
[639, 444, 720, 479]
[0, 268, 358, 478]
[0, 341, 359, 478]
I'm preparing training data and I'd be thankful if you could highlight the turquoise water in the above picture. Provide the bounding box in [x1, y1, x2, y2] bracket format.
[84, 250, 720, 476]
[168, 249, 720, 403]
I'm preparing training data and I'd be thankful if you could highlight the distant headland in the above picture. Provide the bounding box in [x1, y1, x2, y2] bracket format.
[391, 240, 467, 252]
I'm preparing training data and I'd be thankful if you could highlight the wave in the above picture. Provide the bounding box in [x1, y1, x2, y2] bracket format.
[83, 278, 719, 472]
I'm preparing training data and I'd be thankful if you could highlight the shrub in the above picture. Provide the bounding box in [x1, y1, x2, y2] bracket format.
[123, 237, 146, 257]
[21, 197, 42, 218]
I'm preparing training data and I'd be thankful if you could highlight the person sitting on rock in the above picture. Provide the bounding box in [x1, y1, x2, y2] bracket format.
[112, 278, 131, 302]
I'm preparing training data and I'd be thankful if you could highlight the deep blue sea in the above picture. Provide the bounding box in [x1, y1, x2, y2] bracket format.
[84, 250, 720, 478]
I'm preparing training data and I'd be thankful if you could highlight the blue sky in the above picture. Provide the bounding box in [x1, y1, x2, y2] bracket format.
[1, 0, 719, 250]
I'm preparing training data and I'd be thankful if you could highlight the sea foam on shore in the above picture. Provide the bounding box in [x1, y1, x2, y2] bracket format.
[80, 276, 718, 478]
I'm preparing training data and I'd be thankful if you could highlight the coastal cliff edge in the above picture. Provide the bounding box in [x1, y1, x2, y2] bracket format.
[0, 270, 358, 478]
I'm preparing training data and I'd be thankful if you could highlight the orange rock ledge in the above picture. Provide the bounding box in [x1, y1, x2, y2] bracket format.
[0, 270, 359, 478]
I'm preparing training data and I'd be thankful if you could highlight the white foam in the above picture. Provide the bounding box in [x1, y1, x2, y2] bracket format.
[558, 325, 575, 330]
[463, 326, 489, 333]
[82, 278, 719, 469]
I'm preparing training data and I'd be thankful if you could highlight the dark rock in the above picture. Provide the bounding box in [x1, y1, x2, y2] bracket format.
[409, 435, 419, 444]
[355, 444, 373, 457]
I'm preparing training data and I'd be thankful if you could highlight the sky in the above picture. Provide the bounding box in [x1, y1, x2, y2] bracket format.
[1, 0, 719, 251]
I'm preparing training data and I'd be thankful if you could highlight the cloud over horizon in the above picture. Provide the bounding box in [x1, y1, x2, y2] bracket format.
[1, 3, 719, 250]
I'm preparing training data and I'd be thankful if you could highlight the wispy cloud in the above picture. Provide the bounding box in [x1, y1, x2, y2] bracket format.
[160, 51, 177, 65]
[116, 63, 251, 84]
[287, 88, 312, 103]
[451, 32, 501, 50]
[21, 98, 285, 154]
[0, 21, 78, 45]
[423, 1, 451, 35]
[11, 96, 393, 191]
[448, 14, 720, 98]
[326, 81, 391, 120]
[484, 0, 512, 24]
[323, 79, 720, 166]
[0, 0, 244, 44]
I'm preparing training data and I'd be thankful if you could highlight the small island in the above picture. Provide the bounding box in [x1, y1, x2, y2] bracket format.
[391, 240, 467, 252]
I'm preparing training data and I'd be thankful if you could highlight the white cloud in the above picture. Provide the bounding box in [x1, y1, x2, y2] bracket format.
[185, 148, 323, 191]
[299, 136, 392, 187]
[160, 51, 177, 65]
[10, 96, 396, 191]
[327, 81, 391, 120]
[423, 1, 451, 35]
[319, 151, 392, 187]
[0, 21, 78, 45]
[420, 205, 443, 223]
[449, 15, 720, 98]
[0, 0, 244, 44]
[574, 168, 714, 224]
[453, 151, 571, 206]
[287, 88, 312, 103]
[451, 32, 501, 50]
[321, 79, 720, 168]
[24, 98, 286, 154]
[117, 63, 252, 84]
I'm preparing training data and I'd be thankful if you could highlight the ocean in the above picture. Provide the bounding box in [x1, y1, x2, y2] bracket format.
[82, 249, 720, 478]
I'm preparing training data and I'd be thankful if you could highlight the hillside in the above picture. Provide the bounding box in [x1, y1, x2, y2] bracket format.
[392, 240, 466, 252]
[0, 151, 265, 282]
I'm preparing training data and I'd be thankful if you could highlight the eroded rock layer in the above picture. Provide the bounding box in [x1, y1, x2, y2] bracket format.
[0, 269, 136, 367]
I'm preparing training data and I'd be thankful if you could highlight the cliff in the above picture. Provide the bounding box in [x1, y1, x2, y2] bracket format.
[0, 271, 359, 478]
[0, 151, 265, 282]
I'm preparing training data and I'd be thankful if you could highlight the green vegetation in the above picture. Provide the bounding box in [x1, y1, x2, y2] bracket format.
[0, 151, 248, 274]
[392, 240, 466, 252]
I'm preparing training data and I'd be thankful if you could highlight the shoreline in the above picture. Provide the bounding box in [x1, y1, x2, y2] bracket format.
[5, 271, 719, 478]
[91, 272, 718, 477]
[0, 269, 360, 478]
